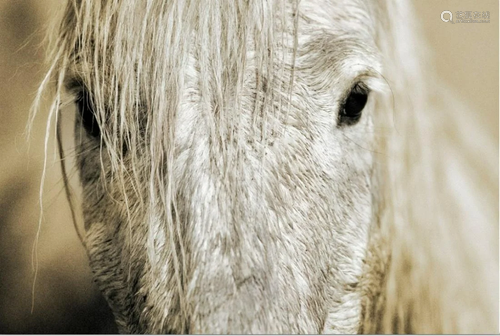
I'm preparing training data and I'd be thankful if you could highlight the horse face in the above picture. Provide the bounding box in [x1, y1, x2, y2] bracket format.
[67, 0, 383, 333]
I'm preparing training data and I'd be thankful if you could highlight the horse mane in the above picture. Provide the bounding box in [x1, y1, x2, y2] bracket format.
[30, 0, 497, 333]
[360, 1, 498, 333]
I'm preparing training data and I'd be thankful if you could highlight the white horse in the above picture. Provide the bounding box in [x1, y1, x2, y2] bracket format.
[32, 0, 498, 333]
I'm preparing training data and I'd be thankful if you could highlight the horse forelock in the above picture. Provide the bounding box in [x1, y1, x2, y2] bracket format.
[51, 1, 304, 332]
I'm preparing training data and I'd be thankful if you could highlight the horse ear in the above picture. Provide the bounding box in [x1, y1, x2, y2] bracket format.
[360, 0, 498, 333]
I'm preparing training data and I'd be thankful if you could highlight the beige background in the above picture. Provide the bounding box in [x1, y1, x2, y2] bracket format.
[415, 0, 499, 138]
[0, 0, 497, 333]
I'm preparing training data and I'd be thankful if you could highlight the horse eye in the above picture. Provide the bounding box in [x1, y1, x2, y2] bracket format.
[76, 89, 101, 138]
[338, 82, 370, 127]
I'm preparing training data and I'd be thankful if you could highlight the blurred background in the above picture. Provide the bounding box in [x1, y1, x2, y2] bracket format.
[0, 0, 497, 333]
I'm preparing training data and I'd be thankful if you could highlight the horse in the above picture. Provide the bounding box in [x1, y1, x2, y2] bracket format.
[31, 0, 498, 333]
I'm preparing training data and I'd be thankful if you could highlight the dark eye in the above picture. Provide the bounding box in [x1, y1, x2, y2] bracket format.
[76, 88, 101, 138]
[338, 82, 370, 127]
